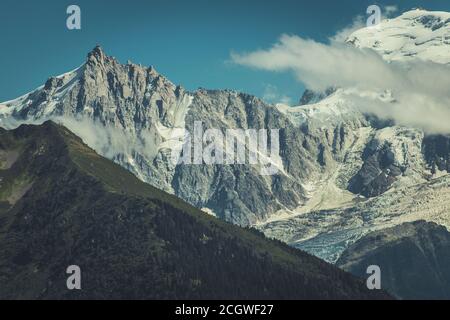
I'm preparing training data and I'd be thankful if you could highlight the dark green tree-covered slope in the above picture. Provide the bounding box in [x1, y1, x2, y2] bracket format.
[0, 121, 389, 299]
[337, 221, 450, 300]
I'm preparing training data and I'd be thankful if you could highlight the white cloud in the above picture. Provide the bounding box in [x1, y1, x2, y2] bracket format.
[384, 5, 399, 18]
[262, 84, 292, 105]
[0, 115, 163, 178]
[331, 6, 399, 43]
[56, 116, 159, 162]
[231, 34, 450, 134]
[330, 15, 365, 43]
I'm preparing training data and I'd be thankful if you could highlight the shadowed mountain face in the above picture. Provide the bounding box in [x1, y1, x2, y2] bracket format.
[337, 221, 450, 300]
[423, 135, 450, 173]
[0, 122, 389, 300]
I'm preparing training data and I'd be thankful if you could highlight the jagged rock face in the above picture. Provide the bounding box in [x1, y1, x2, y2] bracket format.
[7, 46, 193, 193]
[0, 47, 377, 225]
[337, 221, 450, 300]
[348, 127, 426, 197]
[175, 89, 307, 224]
[299, 87, 336, 106]
[348, 148, 400, 198]
[16, 46, 190, 129]
[174, 88, 369, 224]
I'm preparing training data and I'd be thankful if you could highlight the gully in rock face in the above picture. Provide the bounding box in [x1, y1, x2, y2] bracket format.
[170, 121, 282, 176]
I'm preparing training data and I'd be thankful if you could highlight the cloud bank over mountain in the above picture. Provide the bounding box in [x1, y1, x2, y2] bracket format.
[232, 10, 450, 134]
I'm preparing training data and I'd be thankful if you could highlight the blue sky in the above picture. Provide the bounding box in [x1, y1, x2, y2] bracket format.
[1, 0, 450, 103]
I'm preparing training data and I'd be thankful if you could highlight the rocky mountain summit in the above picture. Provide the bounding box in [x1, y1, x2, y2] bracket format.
[0, 45, 366, 226]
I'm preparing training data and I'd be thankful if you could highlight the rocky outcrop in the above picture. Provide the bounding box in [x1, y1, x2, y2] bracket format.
[423, 134, 450, 174]
[299, 87, 336, 106]
[348, 127, 426, 197]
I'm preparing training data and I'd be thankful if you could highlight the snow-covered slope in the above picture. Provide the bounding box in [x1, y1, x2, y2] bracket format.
[276, 89, 365, 128]
[348, 9, 450, 64]
[0, 66, 83, 118]
[259, 173, 450, 263]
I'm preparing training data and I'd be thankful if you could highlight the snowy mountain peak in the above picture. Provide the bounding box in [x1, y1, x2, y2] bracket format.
[348, 9, 450, 64]
[400, 8, 450, 22]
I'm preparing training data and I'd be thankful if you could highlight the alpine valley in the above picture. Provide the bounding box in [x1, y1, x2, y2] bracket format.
[1, 9, 450, 299]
